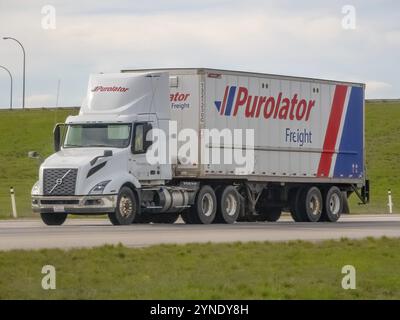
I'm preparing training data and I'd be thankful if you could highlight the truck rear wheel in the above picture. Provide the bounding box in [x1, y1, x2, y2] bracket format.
[215, 186, 240, 224]
[294, 187, 323, 222]
[109, 187, 138, 225]
[182, 185, 216, 224]
[321, 186, 343, 222]
[40, 212, 67, 226]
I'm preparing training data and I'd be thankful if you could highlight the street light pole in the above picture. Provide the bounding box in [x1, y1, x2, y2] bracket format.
[3, 37, 25, 109]
[0, 65, 13, 109]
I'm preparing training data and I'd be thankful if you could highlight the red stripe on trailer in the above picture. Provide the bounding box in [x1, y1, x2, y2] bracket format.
[220, 86, 229, 115]
[317, 85, 348, 177]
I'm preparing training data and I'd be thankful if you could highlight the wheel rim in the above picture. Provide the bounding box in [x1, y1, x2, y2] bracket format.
[225, 193, 238, 216]
[308, 194, 321, 217]
[201, 193, 214, 217]
[329, 193, 341, 215]
[119, 195, 133, 218]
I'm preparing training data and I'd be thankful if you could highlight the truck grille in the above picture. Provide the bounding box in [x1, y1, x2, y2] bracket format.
[43, 168, 78, 196]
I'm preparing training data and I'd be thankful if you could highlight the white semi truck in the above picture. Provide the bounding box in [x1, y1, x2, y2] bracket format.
[31, 68, 369, 225]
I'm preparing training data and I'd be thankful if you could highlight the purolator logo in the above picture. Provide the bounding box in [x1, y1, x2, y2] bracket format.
[91, 86, 129, 92]
[214, 86, 316, 121]
[170, 92, 190, 110]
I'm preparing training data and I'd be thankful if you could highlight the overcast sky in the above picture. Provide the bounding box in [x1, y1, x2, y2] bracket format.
[0, 0, 399, 108]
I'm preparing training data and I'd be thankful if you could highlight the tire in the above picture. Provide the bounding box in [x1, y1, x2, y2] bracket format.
[321, 186, 343, 222]
[149, 213, 180, 224]
[262, 207, 282, 222]
[40, 212, 67, 226]
[342, 192, 350, 214]
[108, 187, 138, 225]
[182, 185, 217, 224]
[289, 188, 306, 222]
[215, 186, 240, 224]
[297, 186, 323, 222]
[180, 209, 195, 224]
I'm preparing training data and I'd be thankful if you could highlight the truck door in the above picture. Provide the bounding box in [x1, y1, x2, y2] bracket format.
[129, 121, 161, 181]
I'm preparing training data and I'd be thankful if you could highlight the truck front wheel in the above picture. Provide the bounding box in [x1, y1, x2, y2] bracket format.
[109, 187, 138, 225]
[182, 185, 217, 224]
[40, 212, 67, 226]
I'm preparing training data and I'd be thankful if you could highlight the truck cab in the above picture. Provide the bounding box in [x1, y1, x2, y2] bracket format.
[31, 72, 183, 225]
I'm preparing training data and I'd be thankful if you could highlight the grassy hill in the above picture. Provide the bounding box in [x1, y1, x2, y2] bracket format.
[0, 103, 398, 218]
[0, 108, 79, 218]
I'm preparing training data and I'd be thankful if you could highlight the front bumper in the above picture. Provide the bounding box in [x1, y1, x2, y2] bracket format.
[32, 195, 117, 214]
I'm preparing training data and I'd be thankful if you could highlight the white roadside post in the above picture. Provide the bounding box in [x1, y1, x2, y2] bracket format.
[10, 186, 18, 218]
[388, 189, 393, 214]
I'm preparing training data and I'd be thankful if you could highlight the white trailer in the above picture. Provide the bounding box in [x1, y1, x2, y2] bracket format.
[31, 68, 369, 225]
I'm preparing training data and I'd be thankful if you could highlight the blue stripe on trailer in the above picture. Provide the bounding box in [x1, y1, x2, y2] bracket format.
[224, 86, 237, 116]
[333, 86, 364, 178]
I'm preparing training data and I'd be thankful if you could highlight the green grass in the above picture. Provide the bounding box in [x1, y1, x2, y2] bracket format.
[0, 238, 399, 299]
[350, 102, 400, 213]
[353, 103, 400, 213]
[0, 103, 399, 218]
[0, 108, 78, 218]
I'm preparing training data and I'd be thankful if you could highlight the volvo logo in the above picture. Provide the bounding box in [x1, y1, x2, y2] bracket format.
[49, 170, 72, 194]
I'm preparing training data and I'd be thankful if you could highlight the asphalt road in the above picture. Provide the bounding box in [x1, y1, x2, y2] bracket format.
[0, 214, 399, 251]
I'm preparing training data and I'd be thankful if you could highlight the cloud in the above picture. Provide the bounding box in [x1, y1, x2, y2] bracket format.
[365, 81, 394, 98]
[26, 94, 55, 107]
[0, 0, 399, 107]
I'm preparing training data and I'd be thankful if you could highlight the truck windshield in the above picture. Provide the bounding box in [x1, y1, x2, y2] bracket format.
[63, 124, 132, 148]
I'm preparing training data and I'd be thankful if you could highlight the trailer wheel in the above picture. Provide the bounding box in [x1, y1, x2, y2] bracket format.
[182, 185, 217, 224]
[299, 187, 323, 222]
[289, 188, 306, 222]
[321, 186, 343, 222]
[40, 212, 67, 226]
[109, 187, 138, 225]
[149, 213, 180, 224]
[293, 187, 322, 222]
[215, 186, 240, 224]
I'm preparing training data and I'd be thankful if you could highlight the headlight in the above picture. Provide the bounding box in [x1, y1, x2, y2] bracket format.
[31, 181, 40, 196]
[89, 180, 111, 195]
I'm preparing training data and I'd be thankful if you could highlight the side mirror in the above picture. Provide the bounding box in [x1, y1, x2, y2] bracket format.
[53, 124, 63, 152]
